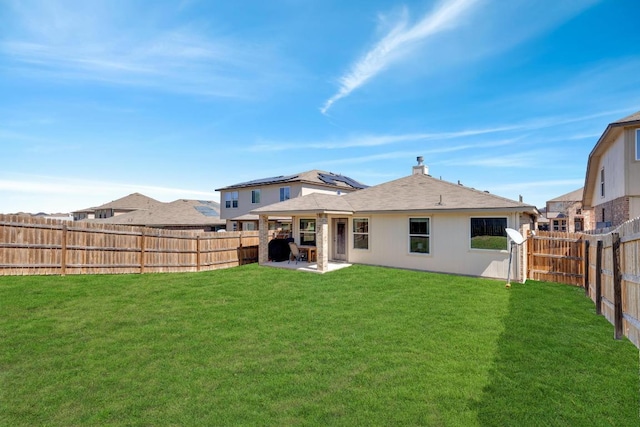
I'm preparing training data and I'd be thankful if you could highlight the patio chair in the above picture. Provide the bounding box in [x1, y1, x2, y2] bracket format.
[288, 242, 303, 264]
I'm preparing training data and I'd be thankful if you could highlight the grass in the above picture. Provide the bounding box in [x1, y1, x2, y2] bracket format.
[1, 264, 638, 426]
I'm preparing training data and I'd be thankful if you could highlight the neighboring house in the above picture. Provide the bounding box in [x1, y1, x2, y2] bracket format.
[583, 110, 640, 229]
[33, 212, 73, 221]
[72, 193, 162, 221]
[252, 159, 538, 280]
[215, 170, 368, 232]
[545, 187, 591, 232]
[87, 199, 225, 232]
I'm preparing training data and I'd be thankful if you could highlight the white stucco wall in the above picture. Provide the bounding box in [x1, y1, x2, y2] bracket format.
[346, 211, 523, 280]
[590, 133, 626, 205]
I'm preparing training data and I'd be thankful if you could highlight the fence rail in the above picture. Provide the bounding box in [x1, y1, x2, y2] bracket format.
[0, 214, 259, 276]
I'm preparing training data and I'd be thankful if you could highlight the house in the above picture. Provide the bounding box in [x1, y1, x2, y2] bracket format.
[87, 199, 225, 232]
[215, 170, 368, 232]
[252, 159, 538, 280]
[545, 187, 591, 232]
[72, 193, 162, 221]
[583, 111, 640, 229]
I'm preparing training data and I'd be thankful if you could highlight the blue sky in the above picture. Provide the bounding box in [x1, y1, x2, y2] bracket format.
[1, 0, 639, 213]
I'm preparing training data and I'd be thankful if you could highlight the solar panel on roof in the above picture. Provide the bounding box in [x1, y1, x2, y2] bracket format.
[235, 174, 299, 187]
[318, 173, 368, 189]
[194, 206, 220, 217]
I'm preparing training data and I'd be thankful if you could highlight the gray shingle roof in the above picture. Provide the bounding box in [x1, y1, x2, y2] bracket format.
[89, 199, 224, 227]
[252, 192, 355, 215]
[548, 187, 583, 203]
[612, 110, 640, 125]
[346, 174, 534, 212]
[216, 169, 367, 191]
[252, 173, 536, 215]
[90, 193, 162, 211]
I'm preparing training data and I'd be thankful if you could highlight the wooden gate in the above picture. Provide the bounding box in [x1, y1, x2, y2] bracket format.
[527, 231, 585, 286]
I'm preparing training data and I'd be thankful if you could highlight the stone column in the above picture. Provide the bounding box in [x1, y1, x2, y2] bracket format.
[258, 214, 269, 265]
[316, 213, 329, 272]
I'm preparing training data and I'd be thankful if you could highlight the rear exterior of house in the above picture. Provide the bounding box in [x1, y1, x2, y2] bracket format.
[583, 111, 640, 229]
[253, 160, 537, 281]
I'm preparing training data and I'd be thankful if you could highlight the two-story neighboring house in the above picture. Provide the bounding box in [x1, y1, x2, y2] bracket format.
[545, 187, 591, 232]
[583, 111, 640, 229]
[215, 170, 368, 231]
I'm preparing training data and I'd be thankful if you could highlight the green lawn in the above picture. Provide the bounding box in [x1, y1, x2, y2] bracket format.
[1, 264, 638, 426]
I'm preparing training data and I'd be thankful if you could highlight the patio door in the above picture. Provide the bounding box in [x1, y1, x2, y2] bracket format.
[333, 218, 347, 261]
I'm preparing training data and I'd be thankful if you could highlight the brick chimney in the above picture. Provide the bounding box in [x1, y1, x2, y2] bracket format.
[412, 156, 428, 175]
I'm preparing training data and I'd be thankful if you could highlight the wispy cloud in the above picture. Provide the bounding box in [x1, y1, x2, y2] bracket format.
[0, 2, 285, 98]
[320, 0, 479, 114]
[249, 106, 631, 153]
[320, 0, 603, 115]
[491, 179, 585, 193]
[248, 125, 520, 152]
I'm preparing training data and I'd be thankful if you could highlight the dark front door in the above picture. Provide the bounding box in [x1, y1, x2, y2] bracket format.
[333, 218, 347, 261]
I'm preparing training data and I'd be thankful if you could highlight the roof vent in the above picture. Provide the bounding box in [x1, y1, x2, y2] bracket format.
[412, 156, 428, 175]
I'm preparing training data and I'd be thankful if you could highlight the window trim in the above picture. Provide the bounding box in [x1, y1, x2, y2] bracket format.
[408, 217, 430, 255]
[251, 189, 261, 204]
[469, 216, 508, 251]
[352, 218, 369, 250]
[299, 218, 316, 247]
[280, 186, 291, 202]
[600, 168, 605, 198]
[636, 129, 640, 161]
[225, 191, 239, 209]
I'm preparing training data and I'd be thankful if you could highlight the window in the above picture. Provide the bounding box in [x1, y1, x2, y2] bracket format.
[280, 186, 290, 202]
[409, 218, 430, 254]
[552, 219, 567, 232]
[251, 189, 261, 204]
[299, 219, 316, 246]
[225, 191, 238, 208]
[470, 217, 507, 250]
[600, 168, 605, 198]
[636, 129, 640, 161]
[353, 218, 369, 249]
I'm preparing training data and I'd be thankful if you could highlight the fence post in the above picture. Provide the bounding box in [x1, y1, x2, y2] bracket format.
[612, 233, 623, 340]
[238, 233, 243, 266]
[61, 224, 67, 276]
[196, 235, 201, 272]
[140, 228, 146, 274]
[595, 240, 603, 315]
[583, 239, 590, 296]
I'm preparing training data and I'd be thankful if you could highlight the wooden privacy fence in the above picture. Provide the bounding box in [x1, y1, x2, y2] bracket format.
[527, 231, 585, 286]
[0, 214, 259, 276]
[584, 217, 640, 348]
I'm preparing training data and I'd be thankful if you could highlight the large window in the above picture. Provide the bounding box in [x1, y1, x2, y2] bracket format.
[353, 218, 369, 249]
[600, 168, 605, 198]
[251, 189, 261, 204]
[470, 217, 507, 250]
[299, 219, 316, 246]
[280, 186, 290, 202]
[409, 218, 430, 254]
[225, 191, 238, 209]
